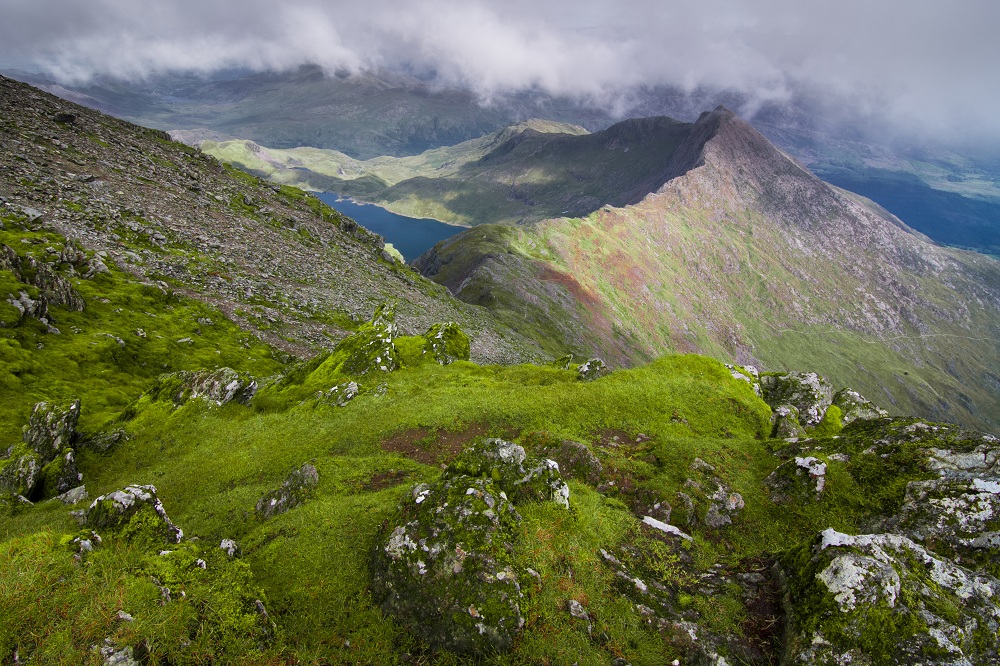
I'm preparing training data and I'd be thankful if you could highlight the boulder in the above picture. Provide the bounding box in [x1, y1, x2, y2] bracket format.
[0, 451, 42, 497]
[832, 388, 888, 425]
[764, 456, 828, 504]
[83, 485, 183, 543]
[334, 303, 399, 375]
[760, 371, 833, 427]
[422, 322, 471, 365]
[578, 358, 607, 381]
[771, 404, 806, 439]
[256, 463, 320, 519]
[40, 447, 82, 496]
[151, 368, 258, 406]
[371, 476, 524, 655]
[23, 399, 80, 461]
[781, 528, 1000, 665]
[446, 438, 571, 509]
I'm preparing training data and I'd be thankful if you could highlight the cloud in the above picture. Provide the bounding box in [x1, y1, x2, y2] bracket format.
[2, 0, 998, 143]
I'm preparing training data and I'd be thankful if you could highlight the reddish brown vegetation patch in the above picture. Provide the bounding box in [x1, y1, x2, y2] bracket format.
[363, 470, 411, 492]
[380, 423, 518, 466]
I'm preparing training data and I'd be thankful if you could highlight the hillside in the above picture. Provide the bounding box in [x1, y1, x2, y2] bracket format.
[13, 65, 1000, 256]
[199, 116, 699, 226]
[2, 77, 999, 665]
[0, 74, 537, 366]
[415, 107, 1000, 433]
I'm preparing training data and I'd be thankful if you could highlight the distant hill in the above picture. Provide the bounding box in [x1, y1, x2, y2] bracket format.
[415, 107, 1000, 432]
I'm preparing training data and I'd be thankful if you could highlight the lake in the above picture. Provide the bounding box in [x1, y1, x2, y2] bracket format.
[316, 193, 463, 262]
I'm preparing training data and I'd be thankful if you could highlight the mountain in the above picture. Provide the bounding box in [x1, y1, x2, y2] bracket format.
[9, 65, 999, 256]
[415, 107, 1000, 432]
[199, 116, 703, 225]
[0, 74, 536, 366]
[2, 76, 1000, 666]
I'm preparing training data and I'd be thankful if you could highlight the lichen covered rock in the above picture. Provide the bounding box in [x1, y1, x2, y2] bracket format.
[536, 439, 602, 485]
[832, 388, 888, 425]
[772, 404, 807, 439]
[318, 381, 359, 407]
[677, 458, 744, 528]
[149, 367, 258, 406]
[760, 371, 833, 427]
[781, 528, 1000, 665]
[256, 463, 320, 519]
[446, 438, 570, 508]
[578, 358, 607, 381]
[0, 450, 42, 497]
[333, 303, 399, 375]
[22, 399, 80, 460]
[40, 446, 82, 496]
[726, 363, 762, 397]
[371, 477, 524, 654]
[421, 321, 471, 365]
[83, 484, 183, 543]
[765, 456, 828, 504]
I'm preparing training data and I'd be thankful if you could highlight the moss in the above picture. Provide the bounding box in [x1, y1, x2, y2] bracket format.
[810, 404, 844, 436]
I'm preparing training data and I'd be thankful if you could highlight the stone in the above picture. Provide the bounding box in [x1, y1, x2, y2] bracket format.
[725, 363, 762, 397]
[771, 404, 806, 439]
[256, 464, 320, 519]
[56, 485, 89, 504]
[220, 538, 240, 557]
[22, 399, 80, 462]
[333, 303, 399, 375]
[161, 367, 259, 406]
[760, 371, 833, 427]
[832, 388, 888, 425]
[83, 484, 183, 543]
[40, 447, 82, 496]
[578, 358, 607, 381]
[421, 322, 471, 365]
[641, 515, 693, 541]
[679, 461, 744, 528]
[0, 452, 42, 497]
[319, 381, 358, 407]
[446, 438, 571, 509]
[764, 456, 828, 504]
[370, 476, 524, 655]
[782, 528, 1000, 665]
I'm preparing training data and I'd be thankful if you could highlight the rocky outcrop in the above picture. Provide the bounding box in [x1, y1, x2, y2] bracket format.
[676, 458, 744, 529]
[781, 528, 1000, 665]
[149, 368, 258, 407]
[371, 438, 571, 655]
[578, 358, 607, 381]
[761, 372, 833, 428]
[81, 485, 183, 543]
[421, 321, 471, 365]
[765, 456, 827, 504]
[833, 387, 889, 425]
[23, 399, 80, 459]
[256, 464, 320, 519]
[1, 400, 82, 500]
[536, 439, 602, 485]
[334, 304, 399, 376]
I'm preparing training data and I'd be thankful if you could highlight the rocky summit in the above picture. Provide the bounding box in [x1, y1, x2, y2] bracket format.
[1, 74, 999, 665]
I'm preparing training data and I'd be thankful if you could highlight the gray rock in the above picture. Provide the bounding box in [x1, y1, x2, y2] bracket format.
[446, 439, 570, 509]
[22, 399, 80, 462]
[370, 476, 525, 655]
[56, 485, 89, 504]
[220, 538, 240, 557]
[771, 404, 806, 439]
[760, 371, 833, 427]
[319, 381, 358, 407]
[578, 358, 607, 381]
[782, 528, 1000, 665]
[765, 456, 828, 504]
[832, 387, 888, 425]
[0, 451, 41, 497]
[725, 363, 761, 397]
[421, 321, 471, 365]
[256, 464, 319, 519]
[180, 367, 259, 406]
[83, 484, 183, 543]
[100, 643, 139, 666]
[40, 447, 82, 496]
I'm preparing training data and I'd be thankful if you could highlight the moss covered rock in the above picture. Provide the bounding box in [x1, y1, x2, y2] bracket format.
[446, 438, 571, 508]
[781, 528, 1000, 665]
[772, 404, 807, 439]
[536, 439, 602, 485]
[421, 322, 471, 365]
[577, 358, 607, 381]
[765, 456, 828, 504]
[371, 476, 524, 655]
[255, 463, 319, 519]
[82, 485, 183, 543]
[149, 367, 258, 406]
[726, 363, 762, 397]
[39, 447, 81, 497]
[761, 371, 833, 427]
[333, 303, 399, 376]
[833, 388, 888, 425]
[22, 399, 79, 462]
[0, 448, 42, 497]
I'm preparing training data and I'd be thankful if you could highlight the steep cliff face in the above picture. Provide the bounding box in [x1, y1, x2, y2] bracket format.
[0, 75, 536, 364]
[417, 107, 1000, 430]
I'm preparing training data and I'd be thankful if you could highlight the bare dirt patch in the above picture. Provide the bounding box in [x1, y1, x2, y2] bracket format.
[380, 423, 518, 466]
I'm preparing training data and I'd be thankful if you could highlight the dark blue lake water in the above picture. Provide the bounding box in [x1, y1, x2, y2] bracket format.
[316, 193, 463, 261]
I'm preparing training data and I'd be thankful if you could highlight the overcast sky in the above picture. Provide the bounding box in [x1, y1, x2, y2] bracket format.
[2, 0, 998, 144]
